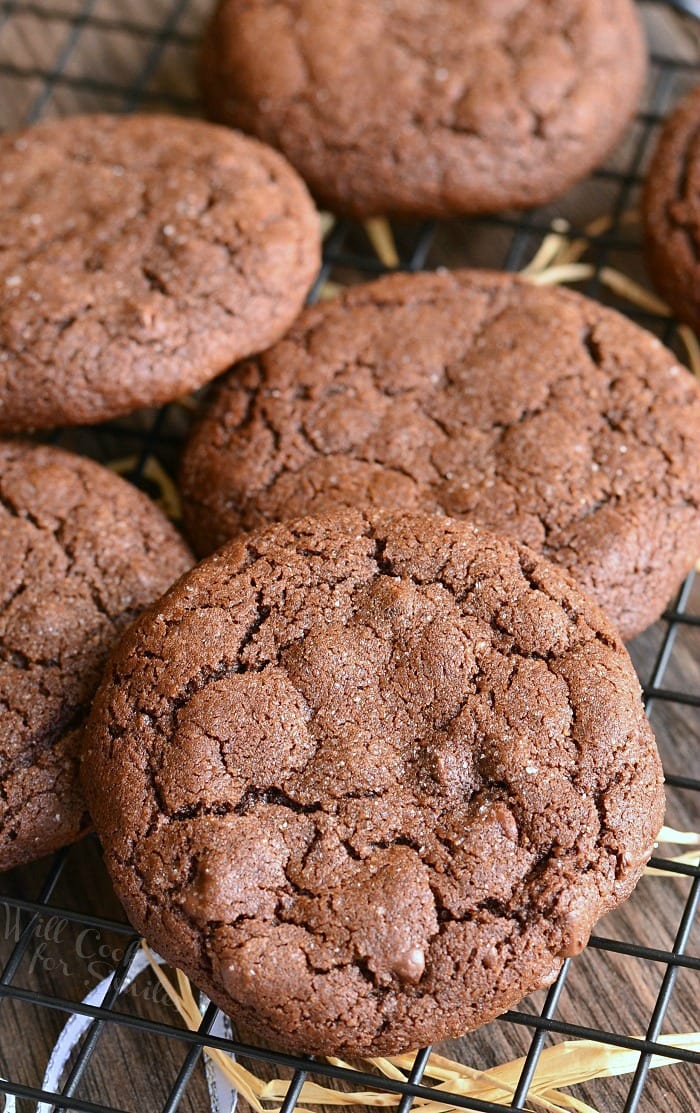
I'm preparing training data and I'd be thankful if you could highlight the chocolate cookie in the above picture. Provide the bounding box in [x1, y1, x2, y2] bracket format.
[180, 270, 700, 640]
[0, 114, 320, 432]
[0, 440, 193, 871]
[643, 84, 700, 332]
[200, 0, 646, 218]
[82, 510, 664, 1056]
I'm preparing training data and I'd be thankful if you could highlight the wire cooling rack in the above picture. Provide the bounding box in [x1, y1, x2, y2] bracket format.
[0, 1, 699, 1111]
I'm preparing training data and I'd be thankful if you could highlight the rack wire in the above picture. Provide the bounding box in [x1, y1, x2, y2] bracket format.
[0, 1, 698, 1110]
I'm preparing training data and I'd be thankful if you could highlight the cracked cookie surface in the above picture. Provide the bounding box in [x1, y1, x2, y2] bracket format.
[0, 114, 320, 432]
[83, 509, 664, 1056]
[0, 440, 193, 871]
[643, 85, 700, 333]
[180, 269, 700, 640]
[201, 0, 645, 218]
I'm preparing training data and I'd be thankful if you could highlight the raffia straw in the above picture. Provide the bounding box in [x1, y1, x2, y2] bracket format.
[645, 827, 700, 876]
[597, 268, 671, 316]
[382, 1057, 567, 1113]
[523, 210, 641, 273]
[319, 212, 336, 238]
[526, 263, 596, 286]
[370, 1035, 700, 1111]
[361, 1058, 407, 1082]
[261, 1082, 407, 1108]
[549, 236, 589, 268]
[364, 218, 400, 268]
[240, 1057, 562, 1113]
[658, 826, 700, 845]
[105, 454, 139, 476]
[319, 281, 345, 300]
[141, 944, 700, 1113]
[678, 324, 700, 377]
[522, 217, 700, 378]
[106, 454, 182, 521]
[520, 220, 572, 276]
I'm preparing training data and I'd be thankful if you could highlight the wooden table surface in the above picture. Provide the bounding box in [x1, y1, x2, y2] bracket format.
[0, 2, 698, 1112]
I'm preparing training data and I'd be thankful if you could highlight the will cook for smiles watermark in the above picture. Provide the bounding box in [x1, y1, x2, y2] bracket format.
[0, 901, 174, 1007]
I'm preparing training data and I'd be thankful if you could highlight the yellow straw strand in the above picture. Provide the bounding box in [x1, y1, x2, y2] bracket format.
[678, 324, 700, 377]
[364, 218, 400, 268]
[657, 826, 700, 846]
[139, 946, 700, 1113]
[598, 267, 672, 316]
[526, 263, 596, 286]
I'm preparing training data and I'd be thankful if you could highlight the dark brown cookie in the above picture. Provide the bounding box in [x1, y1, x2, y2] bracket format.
[180, 269, 700, 640]
[0, 440, 193, 871]
[82, 510, 664, 1056]
[200, 0, 646, 219]
[643, 84, 700, 331]
[0, 113, 320, 432]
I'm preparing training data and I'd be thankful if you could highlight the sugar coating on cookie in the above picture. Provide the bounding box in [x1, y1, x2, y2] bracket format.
[201, 0, 646, 218]
[83, 510, 664, 1056]
[181, 269, 700, 640]
[0, 114, 320, 432]
[643, 85, 700, 332]
[0, 440, 193, 871]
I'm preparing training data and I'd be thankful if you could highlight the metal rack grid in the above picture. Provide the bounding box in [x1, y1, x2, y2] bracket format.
[0, 1, 698, 1110]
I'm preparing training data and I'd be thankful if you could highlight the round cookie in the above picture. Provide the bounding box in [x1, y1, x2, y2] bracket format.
[200, 0, 646, 219]
[643, 84, 700, 332]
[82, 510, 664, 1056]
[0, 440, 193, 871]
[0, 114, 320, 432]
[180, 269, 700, 641]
